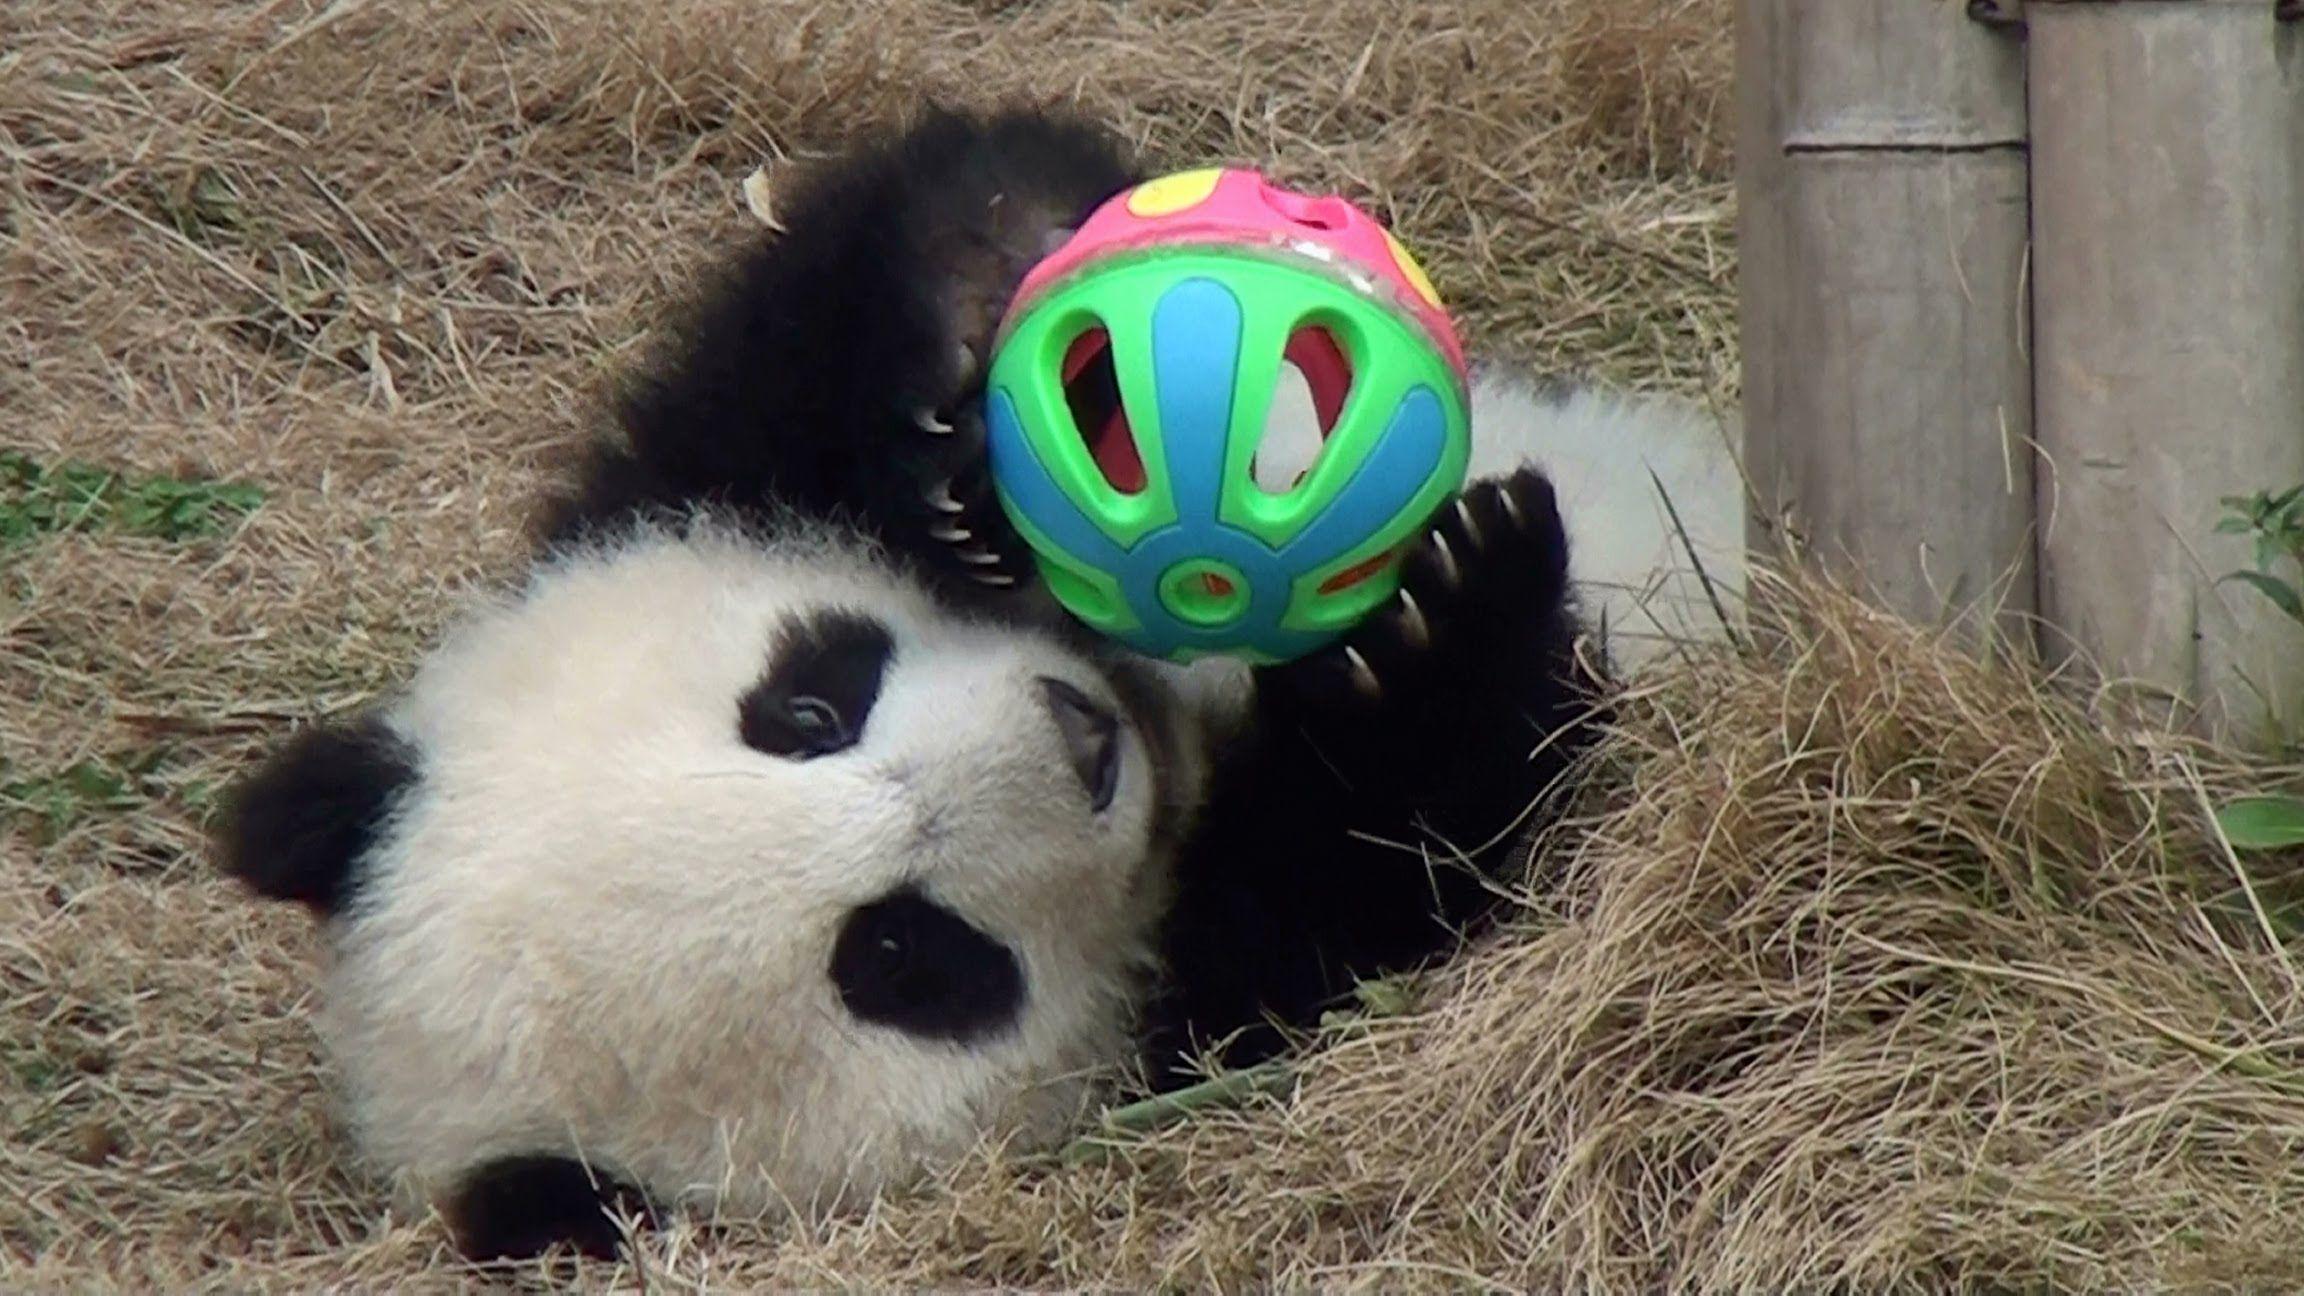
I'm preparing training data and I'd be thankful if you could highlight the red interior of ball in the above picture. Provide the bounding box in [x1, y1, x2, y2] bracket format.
[1316, 547, 1397, 594]
[1279, 327, 1351, 444]
[1061, 327, 1144, 495]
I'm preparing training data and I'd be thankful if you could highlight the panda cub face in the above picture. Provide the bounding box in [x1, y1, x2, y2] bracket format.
[273, 518, 1199, 1227]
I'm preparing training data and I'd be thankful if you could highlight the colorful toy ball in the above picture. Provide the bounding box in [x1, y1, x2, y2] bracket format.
[983, 167, 1473, 665]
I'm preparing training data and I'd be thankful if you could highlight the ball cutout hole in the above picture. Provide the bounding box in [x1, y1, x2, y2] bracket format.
[1159, 559, 1251, 628]
[1061, 327, 1144, 495]
[1253, 361, 1323, 493]
[1252, 327, 1354, 495]
[1317, 547, 1399, 596]
[1257, 180, 1352, 232]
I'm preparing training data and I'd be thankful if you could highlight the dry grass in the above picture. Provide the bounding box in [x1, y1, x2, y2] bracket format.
[16, 0, 2296, 1291]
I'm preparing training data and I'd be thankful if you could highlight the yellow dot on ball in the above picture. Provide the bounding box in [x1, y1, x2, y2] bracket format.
[1382, 227, 1444, 309]
[1126, 168, 1224, 218]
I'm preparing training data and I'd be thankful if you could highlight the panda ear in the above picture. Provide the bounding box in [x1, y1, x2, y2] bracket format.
[213, 713, 418, 918]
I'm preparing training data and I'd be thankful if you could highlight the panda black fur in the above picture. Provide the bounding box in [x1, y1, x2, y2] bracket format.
[213, 105, 1743, 1264]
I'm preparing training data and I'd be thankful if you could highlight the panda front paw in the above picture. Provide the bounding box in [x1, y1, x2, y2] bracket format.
[910, 399, 1033, 592]
[1285, 466, 1570, 707]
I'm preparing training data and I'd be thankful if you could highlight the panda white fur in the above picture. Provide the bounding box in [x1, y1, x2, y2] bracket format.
[214, 106, 1744, 1263]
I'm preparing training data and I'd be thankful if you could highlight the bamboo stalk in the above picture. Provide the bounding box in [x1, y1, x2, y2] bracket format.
[1737, 0, 2037, 644]
[2028, 0, 2304, 738]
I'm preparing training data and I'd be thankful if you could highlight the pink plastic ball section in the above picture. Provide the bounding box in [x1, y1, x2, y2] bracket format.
[1006, 167, 1469, 383]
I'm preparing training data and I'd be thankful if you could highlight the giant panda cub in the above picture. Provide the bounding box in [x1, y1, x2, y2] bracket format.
[215, 106, 1743, 1264]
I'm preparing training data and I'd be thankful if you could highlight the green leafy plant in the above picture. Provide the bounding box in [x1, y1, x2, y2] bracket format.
[2217, 486, 2304, 624]
[2213, 486, 2304, 851]
[2217, 797, 2304, 851]
[0, 750, 173, 845]
[0, 451, 267, 546]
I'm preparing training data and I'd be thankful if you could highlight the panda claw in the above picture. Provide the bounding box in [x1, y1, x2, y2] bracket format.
[1453, 497, 1484, 551]
[1395, 588, 1432, 651]
[1496, 482, 1526, 531]
[1428, 530, 1462, 591]
[971, 570, 1019, 588]
[917, 408, 956, 437]
[930, 522, 972, 544]
[924, 479, 967, 515]
[1343, 646, 1382, 701]
[957, 548, 1004, 567]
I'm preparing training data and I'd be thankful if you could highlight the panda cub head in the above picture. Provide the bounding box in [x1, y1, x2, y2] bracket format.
[220, 513, 1215, 1256]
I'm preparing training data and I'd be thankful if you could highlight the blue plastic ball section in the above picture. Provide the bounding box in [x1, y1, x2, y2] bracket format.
[987, 275, 1451, 663]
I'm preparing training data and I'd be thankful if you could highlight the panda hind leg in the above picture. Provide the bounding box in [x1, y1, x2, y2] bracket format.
[440, 1153, 656, 1265]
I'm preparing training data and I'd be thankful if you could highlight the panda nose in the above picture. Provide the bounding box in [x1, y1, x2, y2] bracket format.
[1038, 677, 1120, 813]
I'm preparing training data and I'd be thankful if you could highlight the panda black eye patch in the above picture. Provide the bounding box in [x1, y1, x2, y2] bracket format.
[738, 610, 895, 759]
[830, 886, 1025, 1044]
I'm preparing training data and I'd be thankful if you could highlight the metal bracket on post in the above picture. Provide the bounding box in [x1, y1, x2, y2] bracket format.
[1967, 0, 2026, 34]
[2003, 0, 2297, 22]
